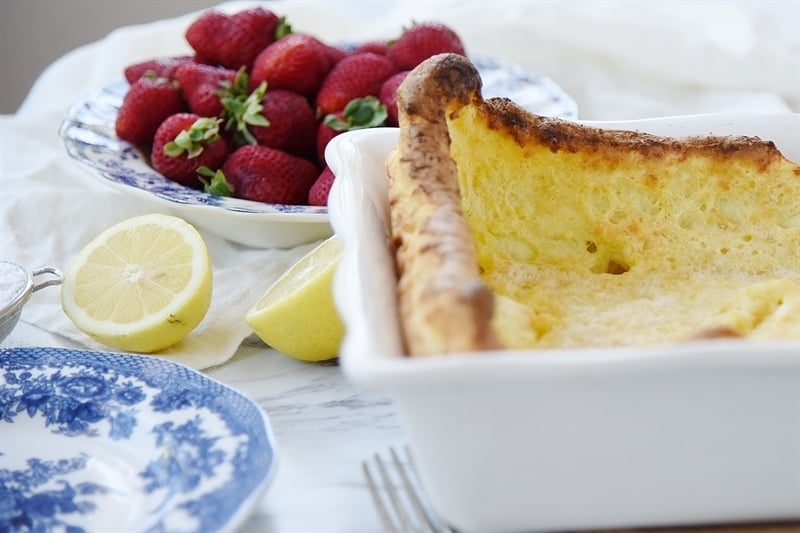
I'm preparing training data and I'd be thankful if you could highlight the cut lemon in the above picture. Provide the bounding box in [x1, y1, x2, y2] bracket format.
[245, 234, 344, 362]
[61, 213, 212, 353]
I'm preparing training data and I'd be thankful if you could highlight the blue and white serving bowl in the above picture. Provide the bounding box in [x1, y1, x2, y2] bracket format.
[58, 54, 577, 249]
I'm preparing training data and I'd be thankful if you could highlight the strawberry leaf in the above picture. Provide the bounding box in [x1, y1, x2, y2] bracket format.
[323, 115, 350, 132]
[275, 16, 292, 39]
[218, 68, 251, 100]
[222, 80, 270, 146]
[323, 96, 388, 132]
[163, 117, 222, 159]
[198, 166, 234, 196]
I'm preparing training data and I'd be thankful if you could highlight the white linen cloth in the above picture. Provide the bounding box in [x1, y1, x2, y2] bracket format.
[1, 0, 796, 369]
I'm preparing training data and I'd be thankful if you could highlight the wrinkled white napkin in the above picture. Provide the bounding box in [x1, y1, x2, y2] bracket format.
[1, 0, 796, 369]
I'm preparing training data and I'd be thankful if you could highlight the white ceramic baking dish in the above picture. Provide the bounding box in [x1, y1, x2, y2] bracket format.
[325, 114, 800, 533]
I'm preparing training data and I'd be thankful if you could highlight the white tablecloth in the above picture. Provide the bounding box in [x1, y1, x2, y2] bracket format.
[1, 0, 797, 369]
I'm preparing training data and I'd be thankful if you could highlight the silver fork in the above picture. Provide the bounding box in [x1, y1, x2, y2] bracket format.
[363, 446, 456, 533]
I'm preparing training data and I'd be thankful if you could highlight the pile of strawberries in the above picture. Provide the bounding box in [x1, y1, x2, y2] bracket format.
[115, 7, 467, 206]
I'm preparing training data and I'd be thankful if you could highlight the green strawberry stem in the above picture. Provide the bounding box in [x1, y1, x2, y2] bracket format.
[323, 96, 388, 132]
[142, 71, 179, 87]
[164, 117, 222, 158]
[197, 166, 234, 197]
[222, 72, 270, 146]
[218, 67, 251, 98]
[275, 16, 292, 39]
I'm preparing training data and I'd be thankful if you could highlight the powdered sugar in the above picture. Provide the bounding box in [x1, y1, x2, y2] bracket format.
[0, 262, 28, 310]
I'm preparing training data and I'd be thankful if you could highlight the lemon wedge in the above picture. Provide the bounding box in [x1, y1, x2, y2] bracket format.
[245, 234, 344, 362]
[61, 213, 212, 353]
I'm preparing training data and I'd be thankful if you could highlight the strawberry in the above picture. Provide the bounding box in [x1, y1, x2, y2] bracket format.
[354, 40, 390, 56]
[308, 166, 336, 206]
[254, 89, 317, 158]
[221, 145, 320, 204]
[250, 33, 335, 99]
[323, 44, 349, 65]
[378, 70, 410, 127]
[316, 96, 387, 165]
[315, 112, 344, 167]
[184, 7, 287, 70]
[174, 63, 238, 118]
[222, 78, 316, 159]
[123, 56, 195, 84]
[151, 113, 230, 188]
[386, 22, 466, 70]
[115, 77, 185, 146]
[315, 52, 397, 117]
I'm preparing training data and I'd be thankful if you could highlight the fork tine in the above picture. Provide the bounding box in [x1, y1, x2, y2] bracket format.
[390, 447, 437, 533]
[376, 452, 418, 532]
[364, 447, 452, 533]
[363, 460, 400, 533]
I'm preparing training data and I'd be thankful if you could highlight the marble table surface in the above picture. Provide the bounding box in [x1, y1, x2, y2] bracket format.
[6, 306, 800, 533]
[5, 320, 403, 533]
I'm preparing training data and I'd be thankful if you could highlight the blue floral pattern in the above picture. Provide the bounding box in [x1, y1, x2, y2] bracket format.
[0, 347, 276, 533]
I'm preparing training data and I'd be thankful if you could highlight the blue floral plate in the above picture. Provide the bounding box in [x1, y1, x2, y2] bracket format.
[0, 347, 276, 533]
[58, 55, 577, 249]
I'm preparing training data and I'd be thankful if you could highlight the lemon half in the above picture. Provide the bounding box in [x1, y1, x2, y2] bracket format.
[61, 213, 212, 353]
[246, 235, 344, 362]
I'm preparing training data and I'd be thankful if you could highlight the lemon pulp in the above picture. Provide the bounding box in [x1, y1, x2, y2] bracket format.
[61, 213, 212, 353]
[246, 235, 344, 362]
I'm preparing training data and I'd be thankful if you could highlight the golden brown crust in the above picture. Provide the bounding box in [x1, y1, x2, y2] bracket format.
[481, 96, 788, 168]
[388, 54, 500, 356]
[387, 53, 800, 356]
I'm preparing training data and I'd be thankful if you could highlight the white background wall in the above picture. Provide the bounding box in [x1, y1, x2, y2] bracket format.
[0, 0, 220, 114]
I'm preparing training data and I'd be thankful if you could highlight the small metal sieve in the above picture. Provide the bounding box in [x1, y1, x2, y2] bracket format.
[0, 261, 64, 344]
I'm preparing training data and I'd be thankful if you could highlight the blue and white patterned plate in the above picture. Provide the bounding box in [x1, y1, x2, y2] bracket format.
[58, 55, 577, 248]
[0, 347, 276, 533]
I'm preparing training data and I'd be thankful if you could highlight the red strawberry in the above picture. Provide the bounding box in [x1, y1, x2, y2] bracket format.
[221, 145, 319, 204]
[315, 52, 397, 117]
[115, 77, 185, 146]
[123, 56, 195, 84]
[316, 113, 343, 166]
[386, 22, 466, 70]
[184, 7, 286, 70]
[316, 96, 387, 165]
[174, 63, 238, 117]
[308, 167, 336, 206]
[315, 114, 343, 167]
[221, 79, 316, 159]
[378, 70, 410, 127]
[250, 33, 335, 99]
[323, 44, 349, 65]
[151, 113, 230, 188]
[254, 89, 317, 158]
[354, 40, 390, 56]
[192, 52, 217, 66]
